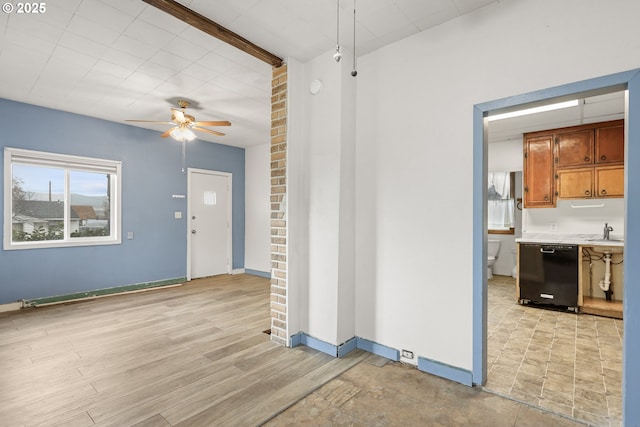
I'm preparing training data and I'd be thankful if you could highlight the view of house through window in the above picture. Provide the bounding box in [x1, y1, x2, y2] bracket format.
[488, 171, 515, 232]
[5, 148, 121, 249]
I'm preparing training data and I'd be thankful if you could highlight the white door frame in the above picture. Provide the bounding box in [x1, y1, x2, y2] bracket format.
[186, 168, 233, 281]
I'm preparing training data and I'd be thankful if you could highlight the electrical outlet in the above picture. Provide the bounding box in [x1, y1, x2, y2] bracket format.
[550, 222, 557, 232]
[401, 349, 414, 359]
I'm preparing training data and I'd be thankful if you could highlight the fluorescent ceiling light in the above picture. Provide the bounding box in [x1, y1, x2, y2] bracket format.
[487, 100, 580, 122]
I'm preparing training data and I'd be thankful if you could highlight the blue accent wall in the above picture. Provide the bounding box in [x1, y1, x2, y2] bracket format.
[0, 98, 245, 304]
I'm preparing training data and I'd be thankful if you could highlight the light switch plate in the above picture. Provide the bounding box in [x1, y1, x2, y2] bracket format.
[127, 231, 134, 240]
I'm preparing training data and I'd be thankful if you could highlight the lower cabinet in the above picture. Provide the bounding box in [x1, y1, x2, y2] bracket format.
[578, 245, 624, 319]
[516, 242, 624, 319]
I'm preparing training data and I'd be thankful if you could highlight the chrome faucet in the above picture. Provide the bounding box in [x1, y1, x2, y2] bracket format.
[603, 223, 613, 240]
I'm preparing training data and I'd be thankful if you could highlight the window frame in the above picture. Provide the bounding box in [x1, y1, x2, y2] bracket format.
[487, 171, 516, 235]
[4, 147, 122, 250]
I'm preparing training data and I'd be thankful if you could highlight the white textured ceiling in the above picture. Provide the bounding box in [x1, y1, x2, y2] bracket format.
[488, 91, 626, 144]
[0, 0, 498, 147]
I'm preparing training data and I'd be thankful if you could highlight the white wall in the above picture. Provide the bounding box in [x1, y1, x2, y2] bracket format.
[288, 50, 357, 345]
[524, 199, 625, 238]
[353, 0, 640, 371]
[244, 143, 272, 274]
[488, 140, 522, 173]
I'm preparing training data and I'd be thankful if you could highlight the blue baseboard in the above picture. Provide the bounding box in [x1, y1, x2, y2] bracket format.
[356, 337, 400, 361]
[290, 331, 303, 348]
[245, 269, 271, 278]
[418, 356, 473, 386]
[290, 333, 401, 362]
[290, 334, 471, 387]
[338, 337, 358, 357]
[290, 332, 339, 357]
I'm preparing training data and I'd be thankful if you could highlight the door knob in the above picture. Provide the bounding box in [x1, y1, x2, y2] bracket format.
[192, 230, 196, 234]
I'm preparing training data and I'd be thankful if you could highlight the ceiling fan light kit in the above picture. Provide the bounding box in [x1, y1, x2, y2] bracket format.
[169, 127, 197, 142]
[126, 99, 231, 143]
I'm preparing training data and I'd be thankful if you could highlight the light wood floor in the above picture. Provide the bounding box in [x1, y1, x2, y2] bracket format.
[0, 274, 366, 427]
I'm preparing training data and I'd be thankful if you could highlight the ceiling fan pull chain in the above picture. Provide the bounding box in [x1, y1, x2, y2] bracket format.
[351, 0, 357, 77]
[333, 0, 342, 62]
[181, 140, 186, 174]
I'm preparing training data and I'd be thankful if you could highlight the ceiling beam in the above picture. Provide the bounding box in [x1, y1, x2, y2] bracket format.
[142, 0, 284, 67]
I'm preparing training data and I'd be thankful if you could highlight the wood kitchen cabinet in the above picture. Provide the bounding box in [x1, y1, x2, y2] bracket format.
[555, 128, 594, 168]
[557, 165, 624, 200]
[595, 120, 624, 164]
[523, 119, 624, 207]
[523, 134, 555, 207]
[556, 167, 593, 199]
[596, 165, 624, 197]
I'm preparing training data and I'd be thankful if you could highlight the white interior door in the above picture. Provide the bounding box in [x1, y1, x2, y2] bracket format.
[189, 170, 231, 279]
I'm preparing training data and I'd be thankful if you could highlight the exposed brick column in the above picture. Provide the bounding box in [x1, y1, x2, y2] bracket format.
[270, 64, 288, 345]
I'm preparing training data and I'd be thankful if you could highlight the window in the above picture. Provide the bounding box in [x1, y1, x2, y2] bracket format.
[4, 148, 121, 250]
[488, 171, 515, 234]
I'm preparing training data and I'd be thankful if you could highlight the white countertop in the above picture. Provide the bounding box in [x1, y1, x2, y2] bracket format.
[516, 233, 624, 247]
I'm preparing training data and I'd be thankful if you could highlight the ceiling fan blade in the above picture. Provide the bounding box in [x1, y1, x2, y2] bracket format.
[193, 126, 225, 136]
[126, 120, 175, 124]
[171, 109, 186, 123]
[161, 127, 178, 138]
[192, 120, 231, 127]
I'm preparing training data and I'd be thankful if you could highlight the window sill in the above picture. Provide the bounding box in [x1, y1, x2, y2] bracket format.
[488, 228, 515, 235]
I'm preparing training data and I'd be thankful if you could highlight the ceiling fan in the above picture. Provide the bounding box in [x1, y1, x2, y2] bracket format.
[126, 100, 231, 142]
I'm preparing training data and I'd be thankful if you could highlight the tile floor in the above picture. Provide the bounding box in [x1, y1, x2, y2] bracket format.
[485, 275, 623, 427]
[266, 353, 583, 427]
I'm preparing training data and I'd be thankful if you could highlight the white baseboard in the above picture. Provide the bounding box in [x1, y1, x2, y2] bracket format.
[0, 302, 22, 313]
[231, 268, 245, 275]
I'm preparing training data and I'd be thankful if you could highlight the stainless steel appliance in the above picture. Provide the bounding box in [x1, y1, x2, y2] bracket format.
[519, 243, 579, 311]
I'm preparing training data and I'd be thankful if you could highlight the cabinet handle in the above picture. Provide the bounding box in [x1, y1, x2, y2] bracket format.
[601, 189, 607, 195]
[584, 156, 590, 162]
[544, 195, 549, 201]
[601, 155, 607, 161]
[585, 190, 590, 195]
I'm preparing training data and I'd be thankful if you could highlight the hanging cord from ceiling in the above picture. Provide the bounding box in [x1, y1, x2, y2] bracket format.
[181, 140, 186, 174]
[333, 0, 342, 62]
[351, 0, 357, 76]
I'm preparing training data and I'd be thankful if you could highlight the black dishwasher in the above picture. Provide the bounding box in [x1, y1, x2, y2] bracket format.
[519, 243, 578, 310]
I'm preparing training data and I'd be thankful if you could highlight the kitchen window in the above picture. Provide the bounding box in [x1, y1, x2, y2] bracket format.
[4, 148, 122, 250]
[488, 171, 515, 234]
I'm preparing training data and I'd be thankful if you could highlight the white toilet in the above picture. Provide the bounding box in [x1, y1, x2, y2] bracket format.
[487, 239, 501, 279]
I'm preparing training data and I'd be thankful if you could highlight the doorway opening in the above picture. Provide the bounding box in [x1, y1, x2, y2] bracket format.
[473, 69, 640, 425]
[485, 90, 625, 423]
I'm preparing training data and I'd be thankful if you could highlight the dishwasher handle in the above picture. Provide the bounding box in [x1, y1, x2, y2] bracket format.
[540, 248, 556, 254]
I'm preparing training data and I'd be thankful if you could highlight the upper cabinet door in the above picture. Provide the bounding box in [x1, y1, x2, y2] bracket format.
[555, 129, 594, 168]
[524, 134, 555, 208]
[596, 165, 624, 198]
[595, 120, 624, 164]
